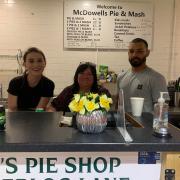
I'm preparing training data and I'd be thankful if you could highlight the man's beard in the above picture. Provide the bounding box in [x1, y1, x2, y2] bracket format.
[129, 57, 146, 67]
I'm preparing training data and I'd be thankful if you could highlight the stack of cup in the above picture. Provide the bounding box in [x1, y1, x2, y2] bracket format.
[130, 97, 144, 117]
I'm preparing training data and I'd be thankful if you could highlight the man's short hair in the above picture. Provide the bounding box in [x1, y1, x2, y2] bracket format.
[130, 38, 148, 48]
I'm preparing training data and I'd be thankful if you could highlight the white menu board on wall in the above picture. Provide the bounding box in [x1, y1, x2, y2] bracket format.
[64, 0, 153, 49]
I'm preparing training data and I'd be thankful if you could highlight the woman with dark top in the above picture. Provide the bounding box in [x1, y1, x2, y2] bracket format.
[7, 47, 55, 111]
[47, 62, 111, 112]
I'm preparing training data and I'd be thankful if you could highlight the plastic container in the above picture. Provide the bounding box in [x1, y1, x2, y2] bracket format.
[0, 104, 6, 131]
[153, 92, 169, 137]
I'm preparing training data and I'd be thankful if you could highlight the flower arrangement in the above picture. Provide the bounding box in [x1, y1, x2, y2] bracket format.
[68, 93, 113, 115]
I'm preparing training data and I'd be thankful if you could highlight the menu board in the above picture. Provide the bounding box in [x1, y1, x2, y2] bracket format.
[64, 0, 153, 49]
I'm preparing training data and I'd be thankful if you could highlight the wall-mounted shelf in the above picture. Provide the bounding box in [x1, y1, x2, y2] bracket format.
[0, 49, 23, 98]
[0, 49, 23, 75]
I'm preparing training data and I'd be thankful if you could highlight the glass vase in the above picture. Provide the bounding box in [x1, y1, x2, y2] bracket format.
[76, 110, 107, 133]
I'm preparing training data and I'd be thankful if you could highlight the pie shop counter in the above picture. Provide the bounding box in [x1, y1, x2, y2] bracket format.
[0, 111, 180, 180]
[0, 111, 180, 152]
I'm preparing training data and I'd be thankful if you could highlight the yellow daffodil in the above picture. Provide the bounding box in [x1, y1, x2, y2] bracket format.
[91, 93, 98, 99]
[74, 94, 81, 102]
[78, 97, 86, 114]
[85, 100, 99, 112]
[86, 93, 97, 100]
[69, 95, 86, 113]
[68, 99, 79, 112]
[68, 93, 112, 115]
[99, 94, 113, 111]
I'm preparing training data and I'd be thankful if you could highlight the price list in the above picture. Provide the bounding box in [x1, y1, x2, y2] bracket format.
[65, 17, 102, 48]
[64, 1, 153, 49]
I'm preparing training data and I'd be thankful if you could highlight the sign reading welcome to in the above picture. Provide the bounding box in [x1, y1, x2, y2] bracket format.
[64, 0, 153, 49]
[0, 152, 161, 179]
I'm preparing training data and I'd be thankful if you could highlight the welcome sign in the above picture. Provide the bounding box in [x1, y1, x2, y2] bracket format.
[0, 152, 161, 179]
[64, 0, 153, 49]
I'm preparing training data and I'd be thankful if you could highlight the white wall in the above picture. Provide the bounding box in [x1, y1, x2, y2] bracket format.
[0, 0, 179, 98]
[171, 0, 180, 79]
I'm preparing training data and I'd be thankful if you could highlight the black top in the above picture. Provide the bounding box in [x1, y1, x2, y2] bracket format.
[7, 74, 55, 110]
[0, 111, 180, 152]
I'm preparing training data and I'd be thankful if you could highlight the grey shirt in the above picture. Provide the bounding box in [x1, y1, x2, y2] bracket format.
[117, 67, 168, 113]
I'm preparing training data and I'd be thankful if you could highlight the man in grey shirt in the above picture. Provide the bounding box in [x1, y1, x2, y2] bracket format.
[117, 38, 168, 113]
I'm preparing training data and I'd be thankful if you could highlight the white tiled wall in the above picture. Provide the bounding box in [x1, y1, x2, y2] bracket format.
[0, 0, 179, 98]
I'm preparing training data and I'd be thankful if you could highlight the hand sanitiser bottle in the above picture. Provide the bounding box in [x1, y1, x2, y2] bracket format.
[153, 92, 171, 138]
